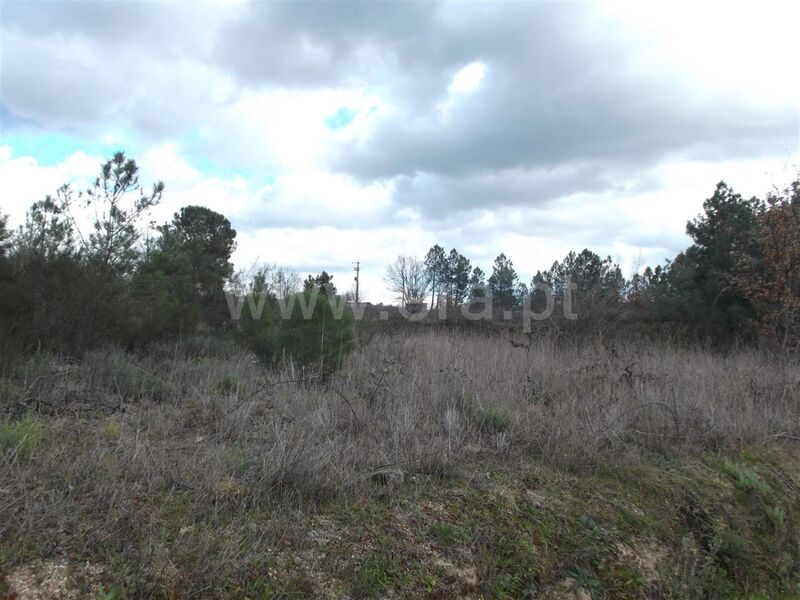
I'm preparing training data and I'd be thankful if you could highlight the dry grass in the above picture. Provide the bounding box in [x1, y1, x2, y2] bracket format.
[1, 330, 799, 597]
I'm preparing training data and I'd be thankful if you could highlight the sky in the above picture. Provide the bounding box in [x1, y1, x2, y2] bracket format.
[1, 0, 798, 303]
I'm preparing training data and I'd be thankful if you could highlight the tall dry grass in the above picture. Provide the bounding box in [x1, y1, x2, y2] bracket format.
[1, 330, 798, 594]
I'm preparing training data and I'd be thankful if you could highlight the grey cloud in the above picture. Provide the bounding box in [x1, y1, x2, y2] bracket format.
[391, 162, 621, 219]
[2, 1, 216, 56]
[0, 31, 228, 136]
[196, 1, 800, 222]
[2, 0, 796, 239]
[330, 14, 795, 181]
[319, 3, 796, 218]
[1, 1, 227, 133]
[215, 1, 442, 87]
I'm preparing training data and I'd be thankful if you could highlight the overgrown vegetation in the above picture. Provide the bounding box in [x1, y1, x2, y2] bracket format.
[1, 331, 799, 597]
[0, 412, 42, 458]
[1, 155, 799, 597]
[0, 152, 355, 371]
[2, 153, 799, 365]
[393, 179, 800, 349]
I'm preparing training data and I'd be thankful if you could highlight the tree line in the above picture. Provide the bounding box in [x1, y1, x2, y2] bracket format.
[386, 179, 800, 349]
[1, 151, 797, 361]
[0, 152, 353, 370]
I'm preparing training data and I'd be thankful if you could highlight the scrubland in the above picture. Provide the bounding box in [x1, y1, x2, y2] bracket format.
[1, 330, 799, 598]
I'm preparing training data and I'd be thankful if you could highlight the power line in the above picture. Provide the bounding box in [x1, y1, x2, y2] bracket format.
[353, 261, 360, 304]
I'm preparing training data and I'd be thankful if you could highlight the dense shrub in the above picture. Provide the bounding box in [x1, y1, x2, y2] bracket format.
[276, 292, 355, 372]
[234, 291, 355, 372]
[234, 293, 279, 363]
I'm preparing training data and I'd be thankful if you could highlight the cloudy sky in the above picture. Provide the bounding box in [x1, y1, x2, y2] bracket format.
[1, 0, 797, 302]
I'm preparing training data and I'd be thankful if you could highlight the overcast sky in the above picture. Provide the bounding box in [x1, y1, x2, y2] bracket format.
[1, 0, 798, 302]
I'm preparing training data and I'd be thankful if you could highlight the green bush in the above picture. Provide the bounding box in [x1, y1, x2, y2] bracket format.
[461, 395, 512, 432]
[236, 291, 355, 373]
[216, 373, 239, 395]
[766, 504, 785, 529]
[83, 347, 174, 402]
[235, 293, 278, 363]
[0, 413, 43, 458]
[469, 403, 511, 432]
[429, 522, 470, 546]
[481, 406, 511, 431]
[721, 461, 772, 495]
[132, 258, 201, 344]
[277, 292, 355, 372]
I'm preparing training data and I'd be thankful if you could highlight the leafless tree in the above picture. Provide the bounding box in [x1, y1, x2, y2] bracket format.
[385, 255, 430, 306]
[273, 266, 301, 298]
[230, 262, 301, 299]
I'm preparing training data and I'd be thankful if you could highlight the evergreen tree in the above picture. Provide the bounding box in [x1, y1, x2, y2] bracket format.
[424, 244, 447, 307]
[60, 152, 163, 275]
[683, 181, 763, 337]
[304, 271, 337, 296]
[446, 248, 472, 306]
[0, 213, 11, 257]
[469, 266, 487, 300]
[157, 205, 237, 328]
[488, 253, 518, 309]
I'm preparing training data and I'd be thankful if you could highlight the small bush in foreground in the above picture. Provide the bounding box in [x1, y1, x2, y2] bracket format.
[236, 292, 355, 373]
[0, 413, 43, 458]
[721, 460, 772, 495]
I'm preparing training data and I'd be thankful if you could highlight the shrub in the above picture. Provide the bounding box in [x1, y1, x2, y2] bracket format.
[766, 504, 785, 530]
[83, 347, 175, 402]
[0, 413, 43, 458]
[721, 461, 772, 495]
[276, 292, 355, 373]
[217, 374, 238, 395]
[101, 419, 121, 441]
[469, 402, 511, 432]
[234, 294, 278, 363]
[236, 291, 355, 373]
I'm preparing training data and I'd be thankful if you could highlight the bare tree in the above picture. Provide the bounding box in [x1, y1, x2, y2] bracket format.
[274, 266, 301, 298]
[229, 262, 301, 299]
[385, 255, 430, 306]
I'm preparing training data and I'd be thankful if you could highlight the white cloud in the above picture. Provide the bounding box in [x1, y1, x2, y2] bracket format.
[597, 0, 800, 110]
[2, 0, 798, 305]
[437, 61, 488, 118]
[1, 145, 797, 304]
[193, 86, 383, 174]
[449, 62, 487, 96]
[246, 169, 395, 228]
[0, 150, 100, 224]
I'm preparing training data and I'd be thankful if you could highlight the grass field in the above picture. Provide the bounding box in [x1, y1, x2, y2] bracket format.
[1, 331, 799, 598]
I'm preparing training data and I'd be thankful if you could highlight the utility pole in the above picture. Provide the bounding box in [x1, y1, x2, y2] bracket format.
[353, 261, 360, 304]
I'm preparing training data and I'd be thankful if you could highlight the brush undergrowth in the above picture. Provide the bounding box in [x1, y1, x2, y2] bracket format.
[0, 331, 798, 598]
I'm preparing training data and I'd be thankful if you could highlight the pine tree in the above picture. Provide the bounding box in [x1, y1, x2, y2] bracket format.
[488, 253, 518, 309]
